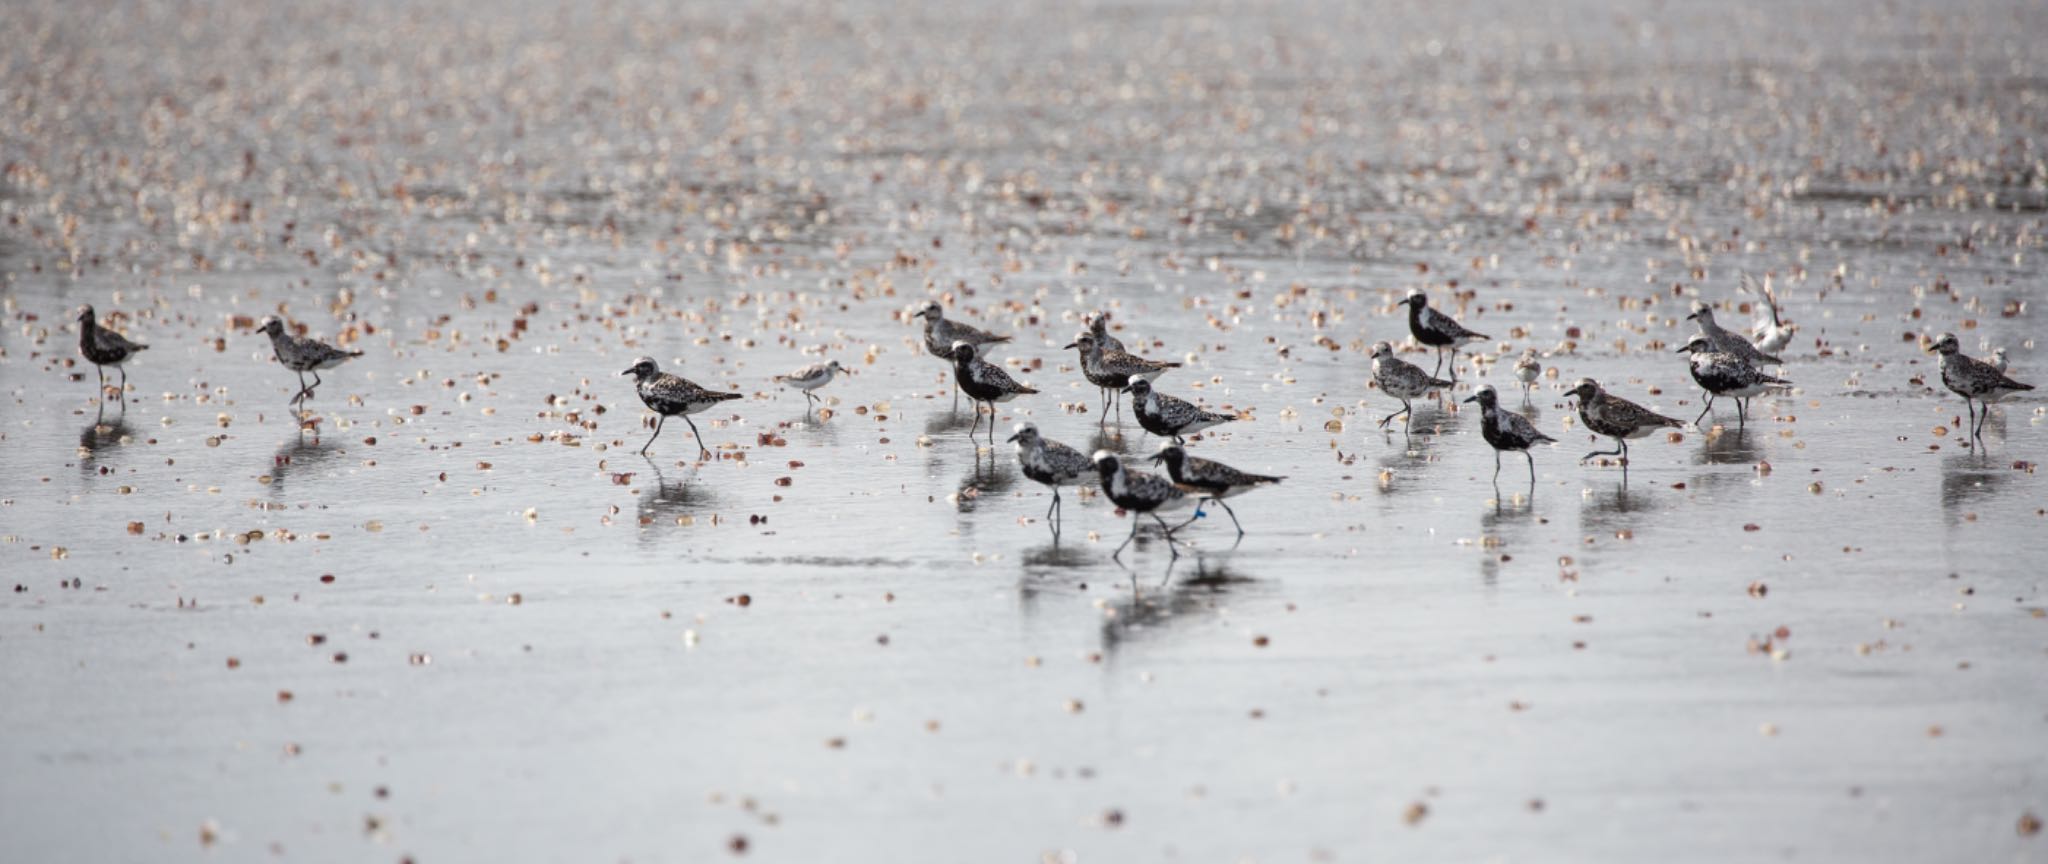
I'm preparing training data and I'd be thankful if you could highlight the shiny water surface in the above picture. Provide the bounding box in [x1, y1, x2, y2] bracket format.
[3, 0, 2045, 860]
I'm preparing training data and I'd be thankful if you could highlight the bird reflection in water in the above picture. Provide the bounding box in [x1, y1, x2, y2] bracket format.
[1477, 494, 1536, 588]
[266, 435, 342, 494]
[952, 451, 1015, 515]
[78, 418, 134, 475]
[1694, 426, 1763, 466]
[1938, 453, 2010, 526]
[635, 458, 717, 535]
[1100, 559, 1255, 657]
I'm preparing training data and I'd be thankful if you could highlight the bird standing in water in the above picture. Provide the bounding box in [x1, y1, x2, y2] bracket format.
[76, 305, 148, 407]
[621, 356, 743, 460]
[1464, 385, 1556, 487]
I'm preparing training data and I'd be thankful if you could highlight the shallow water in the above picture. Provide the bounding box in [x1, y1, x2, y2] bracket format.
[3, 0, 2046, 860]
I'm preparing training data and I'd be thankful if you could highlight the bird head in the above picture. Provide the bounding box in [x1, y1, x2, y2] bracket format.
[1402, 290, 1428, 309]
[1926, 333, 1960, 356]
[1063, 333, 1094, 351]
[1462, 384, 1499, 407]
[1685, 300, 1714, 323]
[620, 356, 659, 379]
[1675, 334, 1713, 355]
[1148, 442, 1184, 468]
[913, 301, 943, 321]
[1368, 340, 1394, 360]
[1566, 378, 1599, 402]
[950, 341, 978, 362]
[1090, 450, 1121, 475]
[257, 317, 286, 337]
[1122, 378, 1153, 397]
[1007, 422, 1039, 445]
[77, 305, 96, 324]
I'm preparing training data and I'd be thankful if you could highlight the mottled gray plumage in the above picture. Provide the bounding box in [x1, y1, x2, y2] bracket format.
[1092, 450, 1193, 561]
[916, 300, 1012, 411]
[1124, 378, 1237, 443]
[1677, 334, 1790, 428]
[1009, 423, 1093, 531]
[951, 341, 1037, 444]
[1930, 332, 2034, 439]
[1567, 378, 1682, 466]
[1464, 385, 1555, 486]
[622, 356, 743, 459]
[1371, 340, 1453, 432]
[1067, 332, 1177, 425]
[1689, 301, 1783, 366]
[774, 359, 845, 407]
[1150, 444, 1283, 538]
[1087, 311, 1126, 353]
[76, 305, 147, 403]
[1404, 290, 1489, 383]
[259, 316, 363, 410]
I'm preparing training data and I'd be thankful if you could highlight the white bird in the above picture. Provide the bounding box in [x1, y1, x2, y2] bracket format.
[773, 359, 847, 408]
[1740, 272, 1796, 356]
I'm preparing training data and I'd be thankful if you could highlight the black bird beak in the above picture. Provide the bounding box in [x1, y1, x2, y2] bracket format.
[1005, 432, 1020, 443]
[1146, 453, 1164, 464]
[619, 367, 634, 376]
[1674, 345, 1690, 354]
[1684, 312, 1699, 321]
[1461, 394, 1478, 404]
[1062, 342, 1076, 349]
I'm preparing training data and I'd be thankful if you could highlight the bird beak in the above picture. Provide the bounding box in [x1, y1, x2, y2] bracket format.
[1461, 395, 1478, 404]
[1005, 433, 1020, 443]
[1684, 312, 1699, 321]
[1674, 345, 1690, 354]
[1062, 342, 1076, 350]
[619, 368, 634, 376]
[1146, 453, 1164, 464]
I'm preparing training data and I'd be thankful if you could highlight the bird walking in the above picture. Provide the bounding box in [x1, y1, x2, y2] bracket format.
[1464, 385, 1556, 487]
[1370, 340, 1453, 433]
[915, 301, 1011, 411]
[1124, 378, 1237, 444]
[1149, 444, 1283, 539]
[1092, 451, 1194, 561]
[1066, 332, 1179, 425]
[1677, 334, 1791, 428]
[1009, 423, 1093, 533]
[1688, 300, 1783, 367]
[1928, 332, 2033, 439]
[621, 356, 743, 460]
[257, 317, 363, 413]
[773, 360, 847, 409]
[949, 341, 1038, 445]
[1403, 290, 1489, 383]
[1740, 272, 1796, 356]
[76, 305, 147, 406]
[1565, 378, 1683, 468]
[1513, 348, 1543, 400]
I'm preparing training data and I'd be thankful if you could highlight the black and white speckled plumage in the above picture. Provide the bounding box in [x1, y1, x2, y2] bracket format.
[622, 356, 743, 458]
[77, 305, 147, 402]
[1067, 332, 1177, 425]
[1464, 385, 1555, 485]
[951, 341, 1037, 444]
[1093, 450, 1194, 560]
[1370, 340, 1453, 432]
[916, 301, 1010, 359]
[1404, 290, 1489, 383]
[1567, 378, 1682, 465]
[1010, 423, 1093, 530]
[1124, 378, 1237, 443]
[1677, 334, 1790, 428]
[1930, 332, 2034, 438]
[1087, 311, 1126, 354]
[258, 316, 363, 411]
[1688, 301, 1784, 366]
[1150, 444, 1282, 538]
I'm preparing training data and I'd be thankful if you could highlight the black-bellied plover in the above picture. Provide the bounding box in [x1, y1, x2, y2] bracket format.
[1513, 348, 1543, 400]
[1009, 422, 1093, 531]
[1741, 272, 1796, 356]
[1066, 332, 1180, 425]
[1565, 378, 1682, 467]
[1092, 450, 1194, 561]
[1688, 300, 1783, 366]
[773, 360, 846, 408]
[1149, 443, 1283, 539]
[76, 305, 147, 404]
[1370, 340, 1453, 433]
[621, 356, 743, 459]
[1677, 334, 1791, 428]
[1463, 384, 1556, 486]
[1086, 310, 1126, 353]
[950, 341, 1038, 445]
[258, 317, 363, 411]
[1928, 332, 2034, 439]
[1403, 290, 1490, 383]
[1123, 378, 1237, 444]
[915, 301, 1011, 411]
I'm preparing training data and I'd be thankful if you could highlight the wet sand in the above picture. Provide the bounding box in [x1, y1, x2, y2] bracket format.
[3, 0, 2046, 860]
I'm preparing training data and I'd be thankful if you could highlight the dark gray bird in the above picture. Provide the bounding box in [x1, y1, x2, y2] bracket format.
[1677, 334, 1791, 428]
[1929, 332, 2033, 439]
[1464, 385, 1556, 486]
[258, 317, 363, 409]
[1086, 310, 1127, 353]
[76, 305, 147, 404]
[621, 356, 743, 460]
[950, 341, 1038, 445]
[1149, 443, 1283, 539]
[1092, 450, 1193, 561]
[1009, 422, 1093, 531]
[1688, 300, 1784, 366]
[1403, 290, 1489, 383]
[915, 300, 1011, 411]
[1124, 378, 1238, 444]
[1370, 340, 1453, 433]
[1565, 378, 1683, 467]
[1066, 332, 1179, 425]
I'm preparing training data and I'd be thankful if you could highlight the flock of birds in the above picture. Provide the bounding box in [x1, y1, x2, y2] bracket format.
[69, 283, 2034, 563]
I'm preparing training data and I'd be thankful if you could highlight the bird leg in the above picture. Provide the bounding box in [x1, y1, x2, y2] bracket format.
[1579, 439, 1625, 464]
[1493, 448, 1503, 482]
[640, 415, 665, 456]
[1446, 347, 1460, 384]
[1693, 395, 1715, 426]
[1524, 450, 1537, 486]
[1114, 516, 1141, 561]
[1377, 401, 1411, 430]
[1150, 512, 1183, 560]
[1216, 498, 1246, 538]
[682, 415, 712, 461]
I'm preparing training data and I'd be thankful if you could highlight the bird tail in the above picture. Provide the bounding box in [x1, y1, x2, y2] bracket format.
[347, 350, 365, 357]
[715, 391, 745, 401]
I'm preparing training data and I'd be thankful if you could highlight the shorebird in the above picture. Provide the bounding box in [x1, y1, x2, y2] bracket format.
[1990, 347, 2010, 374]
[1677, 334, 1791, 428]
[1565, 378, 1683, 467]
[950, 341, 1038, 445]
[620, 356, 743, 460]
[1092, 451, 1194, 561]
[1370, 340, 1453, 433]
[1086, 310, 1126, 353]
[1464, 385, 1556, 486]
[1688, 300, 1783, 367]
[1740, 272, 1796, 356]
[258, 317, 363, 411]
[1403, 290, 1490, 383]
[1513, 348, 1543, 399]
[1009, 423, 1092, 532]
[915, 301, 1011, 411]
[1066, 332, 1180, 425]
[773, 359, 847, 408]
[76, 305, 147, 405]
[1124, 378, 1237, 444]
[1149, 443, 1283, 539]
[1928, 332, 2034, 439]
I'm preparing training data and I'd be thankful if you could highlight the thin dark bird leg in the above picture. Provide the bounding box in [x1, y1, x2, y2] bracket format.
[1579, 439, 1624, 463]
[1525, 450, 1537, 486]
[95, 365, 106, 400]
[1447, 347, 1460, 384]
[1693, 395, 1714, 426]
[1150, 512, 1182, 559]
[1431, 349, 1445, 379]
[683, 415, 711, 461]
[968, 402, 981, 440]
[1378, 401, 1410, 430]
[1493, 448, 1502, 482]
[640, 415, 665, 456]
[310, 371, 323, 401]
[1737, 397, 1749, 429]
[1216, 498, 1245, 538]
[1114, 516, 1141, 560]
[117, 366, 128, 398]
